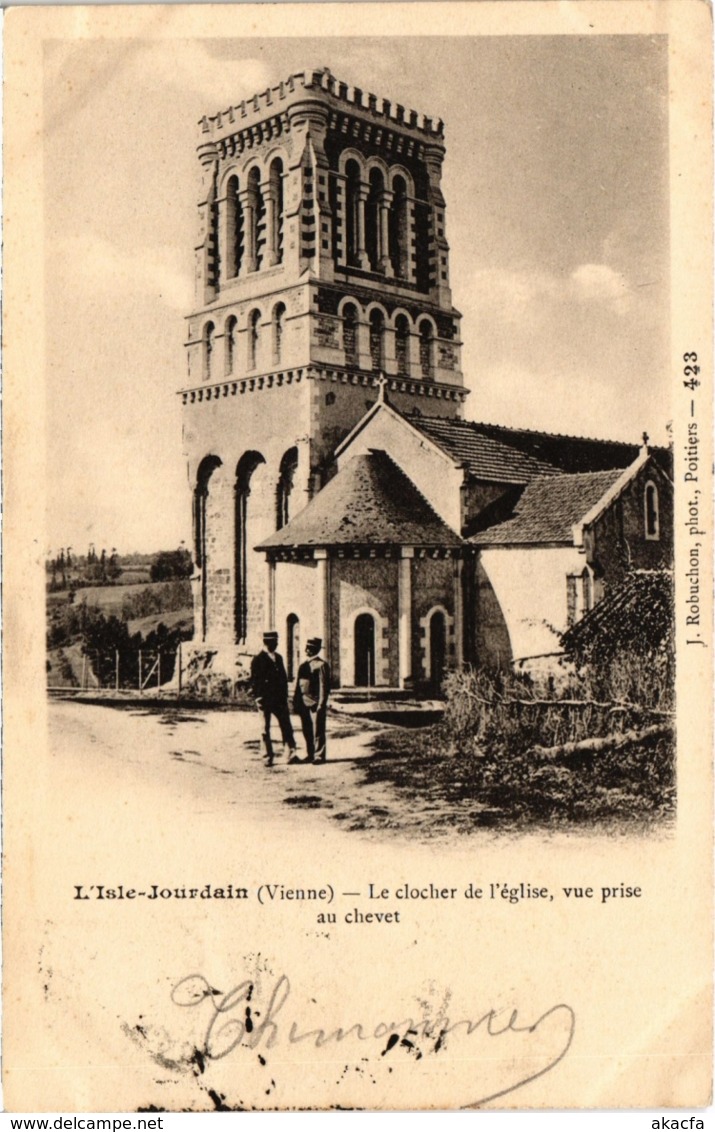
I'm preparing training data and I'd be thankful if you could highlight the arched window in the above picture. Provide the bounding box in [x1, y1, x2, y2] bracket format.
[390, 175, 409, 277]
[246, 166, 264, 272]
[582, 567, 594, 613]
[273, 302, 286, 366]
[194, 455, 222, 639]
[366, 168, 384, 272]
[276, 446, 298, 530]
[225, 315, 238, 375]
[567, 568, 596, 626]
[419, 319, 434, 380]
[203, 322, 215, 381]
[566, 574, 578, 627]
[369, 309, 385, 372]
[224, 175, 242, 278]
[645, 481, 660, 539]
[269, 158, 284, 265]
[345, 160, 362, 267]
[206, 177, 219, 291]
[342, 303, 359, 368]
[235, 451, 266, 642]
[248, 309, 261, 370]
[395, 314, 410, 377]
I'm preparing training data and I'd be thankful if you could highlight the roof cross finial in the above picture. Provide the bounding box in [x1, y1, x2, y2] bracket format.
[376, 372, 389, 404]
[641, 430, 650, 451]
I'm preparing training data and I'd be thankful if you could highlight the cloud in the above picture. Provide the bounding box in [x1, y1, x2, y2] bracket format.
[570, 263, 633, 315]
[467, 263, 634, 325]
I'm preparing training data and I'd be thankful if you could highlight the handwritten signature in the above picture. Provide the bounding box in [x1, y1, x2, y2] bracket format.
[171, 973, 576, 1106]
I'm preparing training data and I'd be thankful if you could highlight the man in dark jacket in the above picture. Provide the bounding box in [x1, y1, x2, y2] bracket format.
[292, 637, 330, 764]
[250, 631, 297, 766]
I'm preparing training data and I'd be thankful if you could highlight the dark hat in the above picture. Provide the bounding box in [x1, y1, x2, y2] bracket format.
[263, 631, 279, 642]
[306, 637, 322, 650]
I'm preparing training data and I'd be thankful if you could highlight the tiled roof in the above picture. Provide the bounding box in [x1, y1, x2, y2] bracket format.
[459, 420, 650, 474]
[471, 468, 624, 546]
[257, 450, 462, 550]
[411, 416, 559, 483]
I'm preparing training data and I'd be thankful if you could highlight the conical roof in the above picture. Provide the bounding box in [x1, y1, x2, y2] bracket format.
[257, 451, 462, 550]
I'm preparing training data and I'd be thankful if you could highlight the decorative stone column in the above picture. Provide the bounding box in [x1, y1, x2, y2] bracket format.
[355, 184, 370, 270]
[408, 327, 422, 376]
[261, 179, 280, 268]
[356, 311, 373, 372]
[215, 192, 229, 283]
[239, 188, 257, 274]
[196, 142, 219, 304]
[314, 547, 331, 665]
[334, 172, 348, 266]
[379, 190, 394, 277]
[404, 196, 417, 285]
[453, 555, 464, 668]
[383, 322, 397, 376]
[398, 548, 414, 689]
[217, 188, 241, 282]
[424, 142, 451, 306]
[265, 558, 276, 631]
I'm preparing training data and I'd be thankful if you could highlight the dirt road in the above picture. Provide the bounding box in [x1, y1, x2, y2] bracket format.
[46, 699, 442, 847]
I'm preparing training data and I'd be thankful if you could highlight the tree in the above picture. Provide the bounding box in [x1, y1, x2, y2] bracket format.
[107, 548, 121, 581]
[150, 548, 193, 582]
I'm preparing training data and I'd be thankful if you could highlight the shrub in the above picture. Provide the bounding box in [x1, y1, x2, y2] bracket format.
[441, 664, 660, 758]
[561, 570, 674, 712]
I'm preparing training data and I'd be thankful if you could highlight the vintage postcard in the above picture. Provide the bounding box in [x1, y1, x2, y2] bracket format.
[3, 1, 713, 1113]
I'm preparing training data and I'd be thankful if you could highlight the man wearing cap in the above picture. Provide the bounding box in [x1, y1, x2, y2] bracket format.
[250, 631, 297, 766]
[292, 638, 330, 764]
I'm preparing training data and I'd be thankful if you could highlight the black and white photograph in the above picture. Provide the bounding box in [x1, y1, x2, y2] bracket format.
[3, 1, 712, 1116]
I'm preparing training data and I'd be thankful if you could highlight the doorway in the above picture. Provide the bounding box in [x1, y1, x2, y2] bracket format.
[429, 610, 447, 690]
[354, 613, 376, 687]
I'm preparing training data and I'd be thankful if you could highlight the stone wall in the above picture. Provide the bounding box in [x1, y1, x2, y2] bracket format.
[412, 556, 456, 681]
[183, 380, 312, 654]
[202, 461, 235, 642]
[583, 461, 673, 582]
[273, 558, 324, 679]
[473, 557, 513, 669]
[330, 558, 399, 686]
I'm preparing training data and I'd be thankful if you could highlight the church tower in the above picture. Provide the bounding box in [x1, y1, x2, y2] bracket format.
[180, 67, 466, 667]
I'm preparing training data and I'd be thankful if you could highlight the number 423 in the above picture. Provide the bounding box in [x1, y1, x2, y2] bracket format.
[683, 352, 700, 389]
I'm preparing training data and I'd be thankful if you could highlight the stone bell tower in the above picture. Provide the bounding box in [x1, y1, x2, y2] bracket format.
[180, 66, 467, 668]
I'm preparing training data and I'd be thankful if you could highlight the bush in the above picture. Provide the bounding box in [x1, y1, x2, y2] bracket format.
[561, 570, 674, 712]
[441, 665, 660, 758]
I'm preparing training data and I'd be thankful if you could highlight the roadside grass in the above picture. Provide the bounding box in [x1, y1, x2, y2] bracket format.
[351, 723, 675, 834]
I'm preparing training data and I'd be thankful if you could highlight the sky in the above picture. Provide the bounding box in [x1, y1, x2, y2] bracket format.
[44, 34, 670, 554]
